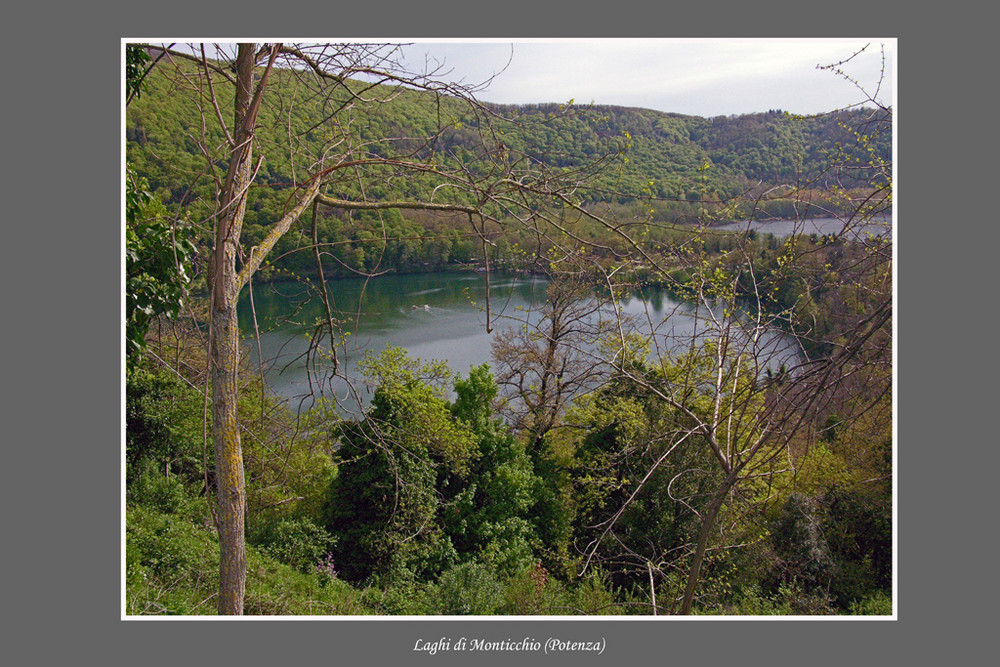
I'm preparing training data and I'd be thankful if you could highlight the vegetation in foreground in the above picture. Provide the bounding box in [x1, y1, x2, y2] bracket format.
[127, 301, 891, 615]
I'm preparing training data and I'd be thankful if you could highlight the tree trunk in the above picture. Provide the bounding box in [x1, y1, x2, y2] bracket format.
[211, 44, 256, 615]
[678, 475, 736, 615]
[211, 282, 246, 614]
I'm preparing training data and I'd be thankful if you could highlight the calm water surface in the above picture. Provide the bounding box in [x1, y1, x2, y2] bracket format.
[713, 216, 891, 239]
[239, 272, 549, 410]
[239, 271, 802, 411]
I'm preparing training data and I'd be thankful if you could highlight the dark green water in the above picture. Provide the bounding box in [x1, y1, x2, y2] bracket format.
[238, 271, 800, 411]
[238, 272, 548, 409]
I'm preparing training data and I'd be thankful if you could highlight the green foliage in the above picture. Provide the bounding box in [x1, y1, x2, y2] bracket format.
[126, 505, 372, 615]
[126, 505, 220, 611]
[125, 45, 151, 104]
[823, 487, 893, 606]
[445, 365, 542, 575]
[710, 582, 837, 616]
[130, 467, 191, 514]
[366, 577, 442, 615]
[125, 345, 889, 615]
[847, 590, 893, 615]
[360, 349, 475, 466]
[124, 406, 216, 524]
[770, 493, 838, 588]
[435, 561, 506, 615]
[127, 495, 626, 616]
[550, 343, 765, 597]
[254, 517, 337, 574]
[365, 560, 624, 616]
[125, 365, 205, 492]
[125, 169, 196, 365]
[323, 352, 543, 585]
[238, 388, 337, 525]
[499, 564, 623, 615]
[761, 445, 892, 610]
[123, 47, 891, 617]
[322, 350, 466, 582]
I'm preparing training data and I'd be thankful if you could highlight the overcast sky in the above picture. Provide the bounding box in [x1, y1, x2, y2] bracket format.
[395, 39, 894, 118]
[152, 39, 894, 118]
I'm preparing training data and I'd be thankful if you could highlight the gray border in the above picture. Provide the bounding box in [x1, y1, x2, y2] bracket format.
[20, 0, 991, 664]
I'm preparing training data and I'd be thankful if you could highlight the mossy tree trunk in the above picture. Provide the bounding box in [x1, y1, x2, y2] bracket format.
[210, 44, 264, 615]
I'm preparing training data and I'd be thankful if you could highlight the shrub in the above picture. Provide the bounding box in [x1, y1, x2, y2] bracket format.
[126, 505, 374, 615]
[502, 562, 550, 614]
[129, 465, 190, 514]
[255, 517, 336, 573]
[485, 563, 627, 616]
[125, 366, 205, 492]
[715, 582, 836, 616]
[126, 505, 219, 583]
[770, 493, 836, 589]
[369, 578, 440, 616]
[848, 590, 893, 616]
[436, 561, 505, 615]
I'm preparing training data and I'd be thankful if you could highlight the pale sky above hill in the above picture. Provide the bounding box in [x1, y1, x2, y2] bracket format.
[151, 39, 894, 118]
[396, 39, 894, 117]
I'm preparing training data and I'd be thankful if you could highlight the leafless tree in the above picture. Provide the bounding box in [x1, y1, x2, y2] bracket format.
[492, 272, 617, 455]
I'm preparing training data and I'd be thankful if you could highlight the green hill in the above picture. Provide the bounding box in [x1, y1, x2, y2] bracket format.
[126, 52, 890, 279]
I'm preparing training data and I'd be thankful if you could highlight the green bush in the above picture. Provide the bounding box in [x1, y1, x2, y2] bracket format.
[254, 517, 336, 573]
[125, 505, 220, 614]
[126, 505, 219, 584]
[560, 569, 623, 615]
[499, 564, 624, 615]
[369, 578, 441, 616]
[129, 466, 190, 514]
[713, 582, 837, 616]
[848, 590, 893, 615]
[242, 547, 371, 616]
[770, 493, 836, 588]
[501, 563, 550, 614]
[436, 561, 505, 615]
[125, 366, 205, 490]
[126, 505, 374, 615]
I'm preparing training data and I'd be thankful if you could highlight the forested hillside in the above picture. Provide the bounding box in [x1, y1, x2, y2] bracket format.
[126, 51, 889, 280]
[128, 60, 888, 202]
[487, 103, 888, 200]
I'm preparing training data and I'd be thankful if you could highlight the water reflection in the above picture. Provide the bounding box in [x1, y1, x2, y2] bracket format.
[238, 271, 802, 411]
[239, 272, 548, 410]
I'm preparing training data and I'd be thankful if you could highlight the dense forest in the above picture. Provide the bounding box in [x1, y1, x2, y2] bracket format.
[125, 43, 893, 616]
[126, 47, 889, 282]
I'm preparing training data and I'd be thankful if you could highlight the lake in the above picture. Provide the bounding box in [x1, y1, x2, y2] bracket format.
[238, 271, 801, 412]
[239, 271, 546, 411]
[712, 216, 891, 239]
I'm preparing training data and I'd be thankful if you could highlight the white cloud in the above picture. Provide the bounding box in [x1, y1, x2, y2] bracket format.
[399, 39, 893, 117]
